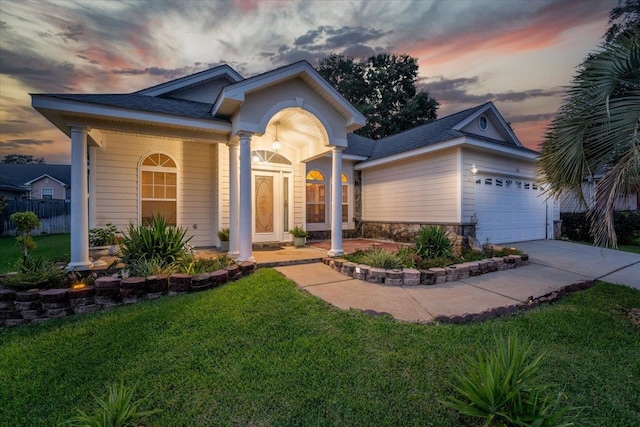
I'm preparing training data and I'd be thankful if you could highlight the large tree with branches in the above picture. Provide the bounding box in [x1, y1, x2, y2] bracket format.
[317, 53, 439, 140]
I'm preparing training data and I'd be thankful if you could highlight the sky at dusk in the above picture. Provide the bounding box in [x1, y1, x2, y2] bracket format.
[0, 0, 618, 164]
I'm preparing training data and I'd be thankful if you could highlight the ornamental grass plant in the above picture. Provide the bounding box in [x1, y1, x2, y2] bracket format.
[119, 215, 192, 267]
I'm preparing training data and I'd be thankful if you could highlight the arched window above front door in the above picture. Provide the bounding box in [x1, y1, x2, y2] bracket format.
[140, 153, 177, 226]
[251, 150, 291, 165]
[306, 170, 325, 223]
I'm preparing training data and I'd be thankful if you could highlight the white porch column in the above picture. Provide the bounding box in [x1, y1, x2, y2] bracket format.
[328, 146, 344, 257]
[227, 140, 240, 256]
[238, 132, 255, 262]
[68, 125, 93, 271]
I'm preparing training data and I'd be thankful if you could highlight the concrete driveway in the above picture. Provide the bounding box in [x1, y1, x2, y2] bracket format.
[275, 240, 640, 323]
[506, 240, 640, 289]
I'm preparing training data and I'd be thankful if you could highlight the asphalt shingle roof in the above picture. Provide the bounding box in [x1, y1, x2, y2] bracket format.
[344, 103, 539, 161]
[44, 94, 226, 122]
[0, 164, 71, 188]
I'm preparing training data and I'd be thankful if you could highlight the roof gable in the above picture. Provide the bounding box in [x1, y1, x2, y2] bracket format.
[453, 102, 523, 147]
[347, 102, 537, 165]
[211, 61, 366, 132]
[135, 65, 243, 97]
[0, 164, 71, 188]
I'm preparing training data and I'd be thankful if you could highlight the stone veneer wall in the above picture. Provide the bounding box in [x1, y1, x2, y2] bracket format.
[0, 262, 256, 328]
[360, 221, 477, 254]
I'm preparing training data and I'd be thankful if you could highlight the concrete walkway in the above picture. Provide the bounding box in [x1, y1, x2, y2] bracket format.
[275, 240, 640, 323]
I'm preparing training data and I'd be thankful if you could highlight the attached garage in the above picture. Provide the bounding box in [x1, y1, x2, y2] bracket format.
[475, 175, 548, 244]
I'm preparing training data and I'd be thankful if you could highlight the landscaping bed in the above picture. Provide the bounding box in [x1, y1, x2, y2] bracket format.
[325, 253, 529, 286]
[0, 262, 256, 328]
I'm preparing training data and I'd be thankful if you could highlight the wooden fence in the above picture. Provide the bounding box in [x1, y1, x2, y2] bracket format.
[1, 200, 71, 236]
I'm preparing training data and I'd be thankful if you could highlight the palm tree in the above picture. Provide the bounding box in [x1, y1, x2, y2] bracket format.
[540, 27, 640, 247]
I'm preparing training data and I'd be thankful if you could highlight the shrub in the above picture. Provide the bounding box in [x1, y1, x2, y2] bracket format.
[89, 223, 119, 247]
[289, 225, 308, 238]
[10, 211, 40, 260]
[415, 256, 457, 269]
[0, 257, 64, 290]
[217, 228, 230, 242]
[561, 210, 640, 245]
[441, 333, 578, 427]
[125, 257, 178, 278]
[358, 247, 402, 269]
[175, 255, 233, 275]
[414, 226, 452, 259]
[62, 381, 161, 427]
[119, 215, 192, 266]
[614, 210, 640, 245]
[560, 212, 592, 242]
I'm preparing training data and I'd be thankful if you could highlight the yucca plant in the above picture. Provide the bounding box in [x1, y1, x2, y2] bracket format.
[61, 381, 161, 427]
[119, 215, 192, 266]
[441, 333, 579, 426]
[414, 225, 453, 259]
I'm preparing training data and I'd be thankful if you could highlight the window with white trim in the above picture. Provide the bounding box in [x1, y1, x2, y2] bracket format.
[341, 173, 349, 223]
[41, 188, 53, 200]
[306, 170, 325, 223]
[140, 153, 177, 226]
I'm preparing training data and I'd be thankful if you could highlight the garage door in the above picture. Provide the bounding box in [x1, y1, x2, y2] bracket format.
[475, 176, 547, 244]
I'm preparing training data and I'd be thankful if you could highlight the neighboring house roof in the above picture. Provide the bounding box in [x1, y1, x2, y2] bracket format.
[348, 102, 539, 166]
[0, 164, 71, 190]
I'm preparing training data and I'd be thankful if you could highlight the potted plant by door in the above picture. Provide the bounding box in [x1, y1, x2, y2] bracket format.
[289, 225, 308, 248]
[217, 228, 230, 251]
[89, 223, 120, 256]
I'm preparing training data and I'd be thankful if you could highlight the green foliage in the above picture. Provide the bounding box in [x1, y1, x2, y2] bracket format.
[442, 333, 579, 426]
[89, 223, 119, 247]
[561, 211, 640, 245]
[605, 0, 640, 43]
[414, 226, 453, 259]
[62, 381, 161, 427]
[415, 256, 457, 269]
[119, 215, 192, 266]
[395, 245, 418, 268]
[125, 257, 178, 278]
[613, 210, 640, 245]
[0, 277, 638, 426]
[175, 255, 233, 275]
[540, 28, 640, 247]
[1, 154, 45, 164]
[358, 247, 402, 269]
[0, 256, 64, 290]
[317, 53, 439, 139]
[288, 225, 308, 237]
[0, 196, 7, 215]
[217, 228, 230, 241]
[0, 234, 70, 274]
[10, 211, 40, 259]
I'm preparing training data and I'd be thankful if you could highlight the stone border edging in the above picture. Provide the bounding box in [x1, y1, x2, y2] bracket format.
[432, 280, 594, 324]
[322, 254, 529, 286]
[0, 261, 256, 328]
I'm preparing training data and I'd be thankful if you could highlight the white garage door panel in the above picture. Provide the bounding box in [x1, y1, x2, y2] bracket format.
[475, 176, 546, 244]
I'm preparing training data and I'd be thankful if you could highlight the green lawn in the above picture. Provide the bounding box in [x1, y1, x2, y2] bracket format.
[1, 269, 639, 426]
[619, 244, 640, 254]
[0, 234, 70, 274]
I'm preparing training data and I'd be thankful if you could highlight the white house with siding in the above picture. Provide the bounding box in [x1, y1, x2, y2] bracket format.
[31, 61, 556, 270]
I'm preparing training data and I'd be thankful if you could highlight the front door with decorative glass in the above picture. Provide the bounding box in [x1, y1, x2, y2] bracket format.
[251, 167, 293, 243]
